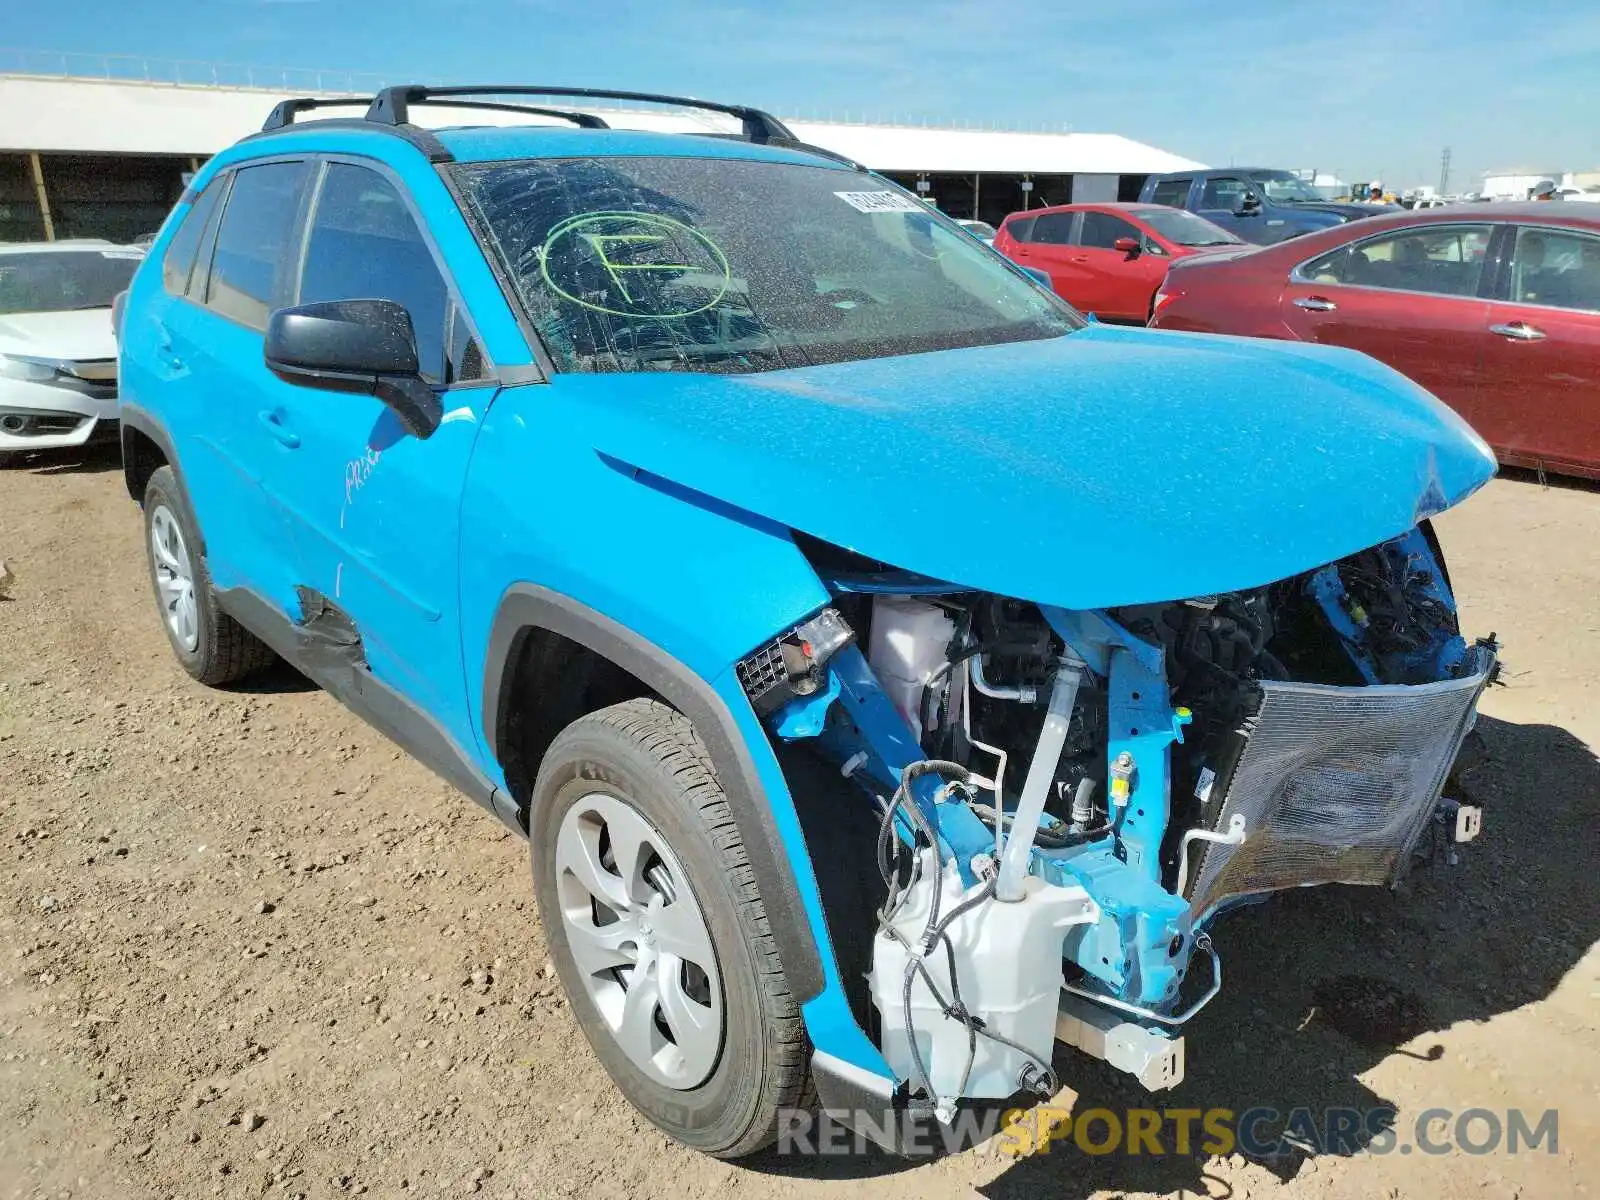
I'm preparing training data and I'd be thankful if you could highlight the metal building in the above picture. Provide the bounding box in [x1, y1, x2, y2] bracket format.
[0, 65, 1205, 241]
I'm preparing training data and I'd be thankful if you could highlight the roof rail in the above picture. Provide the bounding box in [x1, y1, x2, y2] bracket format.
[262, 96, 372, 131]
[367, 84, 797, 145]
[412, 98, 610, 130]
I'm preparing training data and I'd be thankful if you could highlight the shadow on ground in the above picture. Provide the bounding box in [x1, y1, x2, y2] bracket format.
[743, 713, 1598, 1194]
[223, 658, 320, 694]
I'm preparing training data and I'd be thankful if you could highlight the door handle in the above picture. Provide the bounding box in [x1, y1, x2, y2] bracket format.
[1488, 321, 1546, 341]
[1294, 296, 1337, 312]
[257, 410, 301, 449]
[1070, 255, 1089, 263]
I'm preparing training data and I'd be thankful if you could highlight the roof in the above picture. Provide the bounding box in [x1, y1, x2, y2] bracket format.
[430, 124, 845, 168]
[0, 75, 1205, 176]
[1006, 200, 1170, 215]
[1344, 201, 1600, 231]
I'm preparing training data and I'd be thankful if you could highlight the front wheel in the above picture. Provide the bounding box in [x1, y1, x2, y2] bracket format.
[529, 698, 811, 1157]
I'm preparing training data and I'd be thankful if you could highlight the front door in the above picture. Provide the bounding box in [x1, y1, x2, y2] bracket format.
[1073, 210, 1168, 322]
[1194, 175, 1262, 241]
[1476, 223, 1600, 473]
[261, 158, 496, 751]
[1279, 223, 1499, 433]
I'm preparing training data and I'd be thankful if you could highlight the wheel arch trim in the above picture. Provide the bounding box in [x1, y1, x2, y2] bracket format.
[119, 407, 195, 537]
[482, 583, 828, 1003]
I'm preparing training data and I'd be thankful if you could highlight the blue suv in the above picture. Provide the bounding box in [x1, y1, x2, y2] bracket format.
[118, 85, 1500, 1156]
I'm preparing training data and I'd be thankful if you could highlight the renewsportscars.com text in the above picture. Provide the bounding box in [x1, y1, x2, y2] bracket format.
[775, 1105, 1560, 1159]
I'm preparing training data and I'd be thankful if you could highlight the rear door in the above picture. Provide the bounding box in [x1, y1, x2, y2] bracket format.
[1074, 209, 1168, 322]
[1477, 223, 1600, 474]
[1021, 211, 1082, 303]
[1017, 209, 1081, 299]
[1146, 176, 1192, 211]
[1279, 223, 1498, 430]
[993, 214, 1035, 265]
[266, 157, 498, 743]
[155, 158, 314, 610]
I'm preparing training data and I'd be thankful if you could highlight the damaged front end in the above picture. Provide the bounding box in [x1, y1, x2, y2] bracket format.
[739, 525, 1497, 1118]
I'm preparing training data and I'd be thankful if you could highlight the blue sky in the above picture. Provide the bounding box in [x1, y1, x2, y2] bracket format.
[7, 0, 1599, 188]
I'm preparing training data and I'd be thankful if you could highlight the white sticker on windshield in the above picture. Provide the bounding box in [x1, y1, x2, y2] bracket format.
[834, 190, 926, 214]
[100, 249, 145, 260]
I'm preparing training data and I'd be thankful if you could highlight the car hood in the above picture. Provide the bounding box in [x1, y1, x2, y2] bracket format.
[0, 308, 118, 362]
[1286, 201, 1389, 221]
[553, 325, 1497, 609]
[1174, 241, 1246, 257]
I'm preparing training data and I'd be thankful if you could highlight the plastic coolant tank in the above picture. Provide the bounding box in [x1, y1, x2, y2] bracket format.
[868, 851, 1099, 1101]
[867, 597, 955, 735]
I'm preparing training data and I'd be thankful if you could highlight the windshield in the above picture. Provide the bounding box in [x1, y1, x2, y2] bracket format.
[1247, 172, 1325, 204]
[454, 157, 1080, 375]
[1134, 208, 1242, 246]
[0, 249, 141, 316]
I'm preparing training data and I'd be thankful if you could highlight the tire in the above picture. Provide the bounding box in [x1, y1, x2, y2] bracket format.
[142, 465, 276, 686]
[529, 698, 811, 1157]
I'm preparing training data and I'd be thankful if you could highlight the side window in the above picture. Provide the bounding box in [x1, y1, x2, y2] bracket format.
[1078, 212, 1140, 250]
[298, 163, 450, 384]
[1198, 176, 1247, 209]
[205, 161, 309, 330]
[1510, 227, 1600, 312]
[446, 305, 488, 384]
[1005, 216, 1036, 244]
[1302, 225, 1494, 296]
[1149, 177, 1191, 208]
[1030, 212, 1075, 244]
[162, 180, 224, 297]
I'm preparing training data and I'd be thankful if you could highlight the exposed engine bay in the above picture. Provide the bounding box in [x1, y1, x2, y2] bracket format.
[740, 524, 1498, 1117]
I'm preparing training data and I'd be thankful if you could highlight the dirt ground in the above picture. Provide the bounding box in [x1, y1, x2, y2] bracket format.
[1, 449, 1595, 1200]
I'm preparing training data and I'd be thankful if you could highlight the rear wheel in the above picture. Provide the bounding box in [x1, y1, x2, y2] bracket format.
[529, 698, 811, 1157]
[142, 466, 275, 685]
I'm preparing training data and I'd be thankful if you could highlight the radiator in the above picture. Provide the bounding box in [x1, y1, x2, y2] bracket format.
[1185, 644, 1496, 919]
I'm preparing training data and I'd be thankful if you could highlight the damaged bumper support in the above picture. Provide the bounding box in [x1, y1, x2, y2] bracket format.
[745, 528, 1497, 1121]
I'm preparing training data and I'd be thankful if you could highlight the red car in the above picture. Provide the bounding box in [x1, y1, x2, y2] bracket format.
[1151, 203, 1600, 479]
[993, 202, 1242, 323]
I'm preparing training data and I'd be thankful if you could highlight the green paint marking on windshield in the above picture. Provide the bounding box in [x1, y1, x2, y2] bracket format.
[539, 211, 732, 319]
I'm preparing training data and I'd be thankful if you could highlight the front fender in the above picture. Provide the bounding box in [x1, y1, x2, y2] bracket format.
[478, 584, 890, 1083]
[459, 383, 894, 1085]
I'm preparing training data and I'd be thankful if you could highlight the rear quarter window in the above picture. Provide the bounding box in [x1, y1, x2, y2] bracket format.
[161, 180, 224, 297]
[1004, 216, 1036, 244]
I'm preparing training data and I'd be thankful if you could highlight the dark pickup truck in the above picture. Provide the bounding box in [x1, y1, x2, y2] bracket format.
[1139, 168, 1388, 245]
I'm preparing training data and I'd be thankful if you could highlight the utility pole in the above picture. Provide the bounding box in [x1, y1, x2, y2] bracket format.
[1439, 146, 1452, 196]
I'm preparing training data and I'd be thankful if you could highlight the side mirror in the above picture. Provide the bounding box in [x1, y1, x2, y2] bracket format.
[1018, 265, 1052, 288]
[1112, 236, 1141, 256]
[1234, 192, 1262, 216]
[265, 299, 440, 440]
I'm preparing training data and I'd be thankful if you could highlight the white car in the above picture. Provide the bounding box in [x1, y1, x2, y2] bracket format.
[956, 218, 997, 244]
[0, 240, 144, 464]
